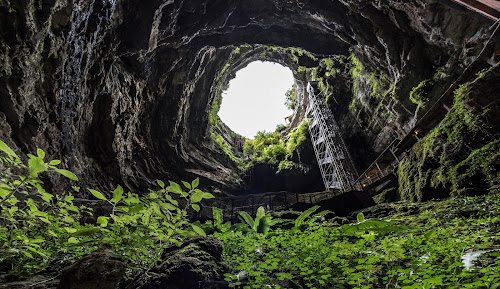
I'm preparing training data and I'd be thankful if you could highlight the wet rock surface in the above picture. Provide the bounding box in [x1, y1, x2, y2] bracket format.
[0, 0, 497, 196]
[57, 249, 127, 289]
[128, 237, 230, 289]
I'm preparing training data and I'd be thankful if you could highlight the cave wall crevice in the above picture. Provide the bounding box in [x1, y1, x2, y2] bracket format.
[0, 0, 498, 196]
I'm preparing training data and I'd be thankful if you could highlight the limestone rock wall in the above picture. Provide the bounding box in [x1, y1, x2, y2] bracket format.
[0, 0, 497, 196]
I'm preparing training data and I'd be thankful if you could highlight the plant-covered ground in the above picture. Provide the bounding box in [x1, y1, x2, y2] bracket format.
[2, 138, 500, 288]
[0, 140, 211, 279]
[216, 194, 500, 289]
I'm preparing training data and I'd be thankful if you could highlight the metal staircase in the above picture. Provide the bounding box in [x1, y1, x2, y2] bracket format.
[306, 83, 357, 194]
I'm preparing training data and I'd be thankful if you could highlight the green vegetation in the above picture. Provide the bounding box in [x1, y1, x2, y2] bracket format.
[209, 96, 222, 127]
[211, 132, 242, 165]
[0, 140, 211, 277]
[409, 79, 433, 107]
[310, 56, 345, 103]
[215, 194, 500, 289]
[243, 121, 309, 172]
[398, 68, 499, 201]
[347, 52, 394, 114]
[409, 70, 450, 107]
[348, 52, 365, 98]
[210, 47, 242, 127]
[237, 207, 274, 236]
[254, 45, 317, 64]
[285, 84, 296, 110]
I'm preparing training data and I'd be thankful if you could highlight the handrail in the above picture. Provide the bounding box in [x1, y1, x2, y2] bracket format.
[352, 138, 399, 185]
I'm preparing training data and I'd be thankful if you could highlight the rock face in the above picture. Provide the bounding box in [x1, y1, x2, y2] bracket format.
[57, 249, 127, 289]
[0, 0, 498, 196]
[129, 236, 229, 289]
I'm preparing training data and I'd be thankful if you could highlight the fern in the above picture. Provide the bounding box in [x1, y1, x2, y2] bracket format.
[239, 211, 255, 229]
[295, 205, 320, 228]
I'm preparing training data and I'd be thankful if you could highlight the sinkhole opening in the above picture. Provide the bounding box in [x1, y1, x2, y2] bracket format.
[217, 61, 294, 139]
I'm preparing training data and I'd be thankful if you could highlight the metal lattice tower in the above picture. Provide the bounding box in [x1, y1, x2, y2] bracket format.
[306, 83, 357, 194]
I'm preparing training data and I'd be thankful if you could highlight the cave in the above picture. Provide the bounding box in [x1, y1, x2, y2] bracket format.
[1, 0, 500, 287]
[1, 0, 499, 197]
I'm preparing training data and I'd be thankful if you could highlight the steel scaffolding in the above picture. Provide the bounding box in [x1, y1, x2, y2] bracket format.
[306, 83, 356, 194]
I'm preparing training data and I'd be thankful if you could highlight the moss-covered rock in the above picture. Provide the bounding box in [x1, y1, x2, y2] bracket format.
[398, 64, 500, 201]
[130, 236, 229, 289]
[57, 249, 127, 289]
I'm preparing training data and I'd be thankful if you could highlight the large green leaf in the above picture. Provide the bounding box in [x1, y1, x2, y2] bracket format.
[295, 205, 320, 228]
[191, 177, 199, 189]
[167, 181, 184, 194]
[49, 159, 61, 166]
[182, 181, 191, 190]
[54, 168, 78, 181]
[239, 211, 255, 229]
[67, 237, 80, 244]
[28, 157, 46, 177]
[357, 212, 365, 223]
[202, 192, 215, 199]
[191, 191, 204, 203]
[256, 206, 266, 219]
[110, 185, 124, 203]
[257, 215, 272, 235]
[0, 185, 12, 199]
[88, 189, 107, 201]
[0, 140, 18, 157]
[191, 224, 206, 237]
[36, 148, 45, 159]
[97, 216, 109, 227]
[213, 207, 224, 228]
[254, 206, 267, 231]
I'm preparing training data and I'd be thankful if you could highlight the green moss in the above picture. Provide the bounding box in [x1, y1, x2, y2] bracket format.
[409, 79, 434, 106]
[346, 53, 393, 116]
[451, 139, 500, 194]
[348, 52, 365, 97]
[397, 67, 499, 201]
[209, 96, 221, 128]
[211, 133, 242, 165]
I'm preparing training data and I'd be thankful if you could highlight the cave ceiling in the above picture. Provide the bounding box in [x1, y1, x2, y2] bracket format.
[0, 0, 497, 195]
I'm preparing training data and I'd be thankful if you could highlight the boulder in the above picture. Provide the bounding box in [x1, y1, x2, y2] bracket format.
[130, 237, 229, 289]
[57, 249, 127, 289]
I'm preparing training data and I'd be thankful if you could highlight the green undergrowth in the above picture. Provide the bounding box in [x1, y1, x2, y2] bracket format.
[0, 140, 211, 278]
[398, 67, 499, 201]
[310, 57, 344, 103]
[216, 194, 500, 289]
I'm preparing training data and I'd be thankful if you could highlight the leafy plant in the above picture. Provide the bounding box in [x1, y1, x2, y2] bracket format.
[216, 194, 500, 289]
[294, 205, 330, 229]
[204, 207, 231, 234]
[0, 139, 214, 277]
[238, 206, 274, 236]
[285, 84, 296, 110]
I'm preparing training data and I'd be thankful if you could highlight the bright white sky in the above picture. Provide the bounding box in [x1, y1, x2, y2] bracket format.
[218, 61, 294, 139]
